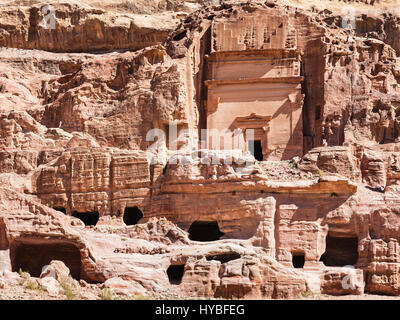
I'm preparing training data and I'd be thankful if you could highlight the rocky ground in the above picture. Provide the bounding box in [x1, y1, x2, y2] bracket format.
[2, 270, 400, 300]
[0, 259, 188, 300]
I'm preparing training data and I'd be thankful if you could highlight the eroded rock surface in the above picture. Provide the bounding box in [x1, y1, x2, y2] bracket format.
[1, 0, 400, 299]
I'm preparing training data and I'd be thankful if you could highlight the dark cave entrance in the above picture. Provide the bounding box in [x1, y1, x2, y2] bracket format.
[292, 253, 305, 268]
[188, 221, 224, 242]
[206, 253, 241, 264]
[10, 240, 82, 279]
[53, 207, 66, 214]
[72, 211, 99, 226]
[173, 31, 187, 41]
[167, 264, 185, 285]
[320, 234, 359, 266]
[123, 206, 143, 226]
[248, 140, 263, 161]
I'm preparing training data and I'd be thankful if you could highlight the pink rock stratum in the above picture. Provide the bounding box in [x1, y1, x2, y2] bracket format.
[1, 0, 400, 300]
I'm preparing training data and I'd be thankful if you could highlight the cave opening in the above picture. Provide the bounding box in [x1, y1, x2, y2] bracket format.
[248, 140, 263, 161]
[320, 234, 359, 266]
[173, 31, 187, 41]
[206, 253, 241, 264]
[10, 240, 82, 279]
[53, 207, 66, 214]
[188, 221, 224, 242]
[72, 211, 99, 226]
[167, 264, 185, 285]
[292, 253, 305, 268]
[123, 206, 143, 226]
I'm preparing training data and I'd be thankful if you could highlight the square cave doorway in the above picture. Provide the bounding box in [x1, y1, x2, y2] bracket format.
[188, 221, 224, 242]
[10, 240, 82, 279]
[292, 252, 305, 268]
[248, 140, 263, 161]
[320, 234, 359, 266]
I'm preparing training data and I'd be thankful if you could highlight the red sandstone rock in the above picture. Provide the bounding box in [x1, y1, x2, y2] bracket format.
[1, 0, 400, 300]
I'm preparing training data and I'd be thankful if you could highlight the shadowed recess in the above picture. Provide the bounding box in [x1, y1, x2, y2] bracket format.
[292, 253, 305, 268]
[188, 221, 224, 242]
[53, 207, 66, 214]
[320, 235, 359, 266]
[10, 240, 82, 279]
[123, 206, 143, 225]
[72, 211, 99, 226]
[206, 253, 241, 264]
[248, 140, 263, 161]
[167, 264, 185, 285]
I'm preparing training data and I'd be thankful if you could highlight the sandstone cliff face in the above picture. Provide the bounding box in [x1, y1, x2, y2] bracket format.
[0, 2, 179, 52]
[1, 0, 400, 299]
